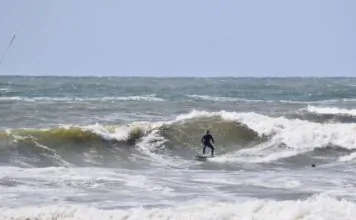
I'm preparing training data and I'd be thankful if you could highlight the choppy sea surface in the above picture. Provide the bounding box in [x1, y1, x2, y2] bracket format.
[1, 76, 356, 219]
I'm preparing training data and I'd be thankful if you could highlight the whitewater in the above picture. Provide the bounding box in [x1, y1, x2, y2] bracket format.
[2, 76, 356, 220]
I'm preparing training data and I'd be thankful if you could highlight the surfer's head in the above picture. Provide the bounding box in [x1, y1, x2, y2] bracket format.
[206, 130, 210, 134]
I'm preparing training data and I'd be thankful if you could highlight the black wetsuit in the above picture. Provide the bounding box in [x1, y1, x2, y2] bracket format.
[201, 134, 215, 157]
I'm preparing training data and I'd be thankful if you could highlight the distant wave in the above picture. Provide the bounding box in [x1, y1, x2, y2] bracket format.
[0, 95, 165, 102]
[2, 94, 356, 104]
[187, 94, 356, 104]
[186, 95, 268, 102]
[0, 88, 10, 92]
[306, 105, 356, 116]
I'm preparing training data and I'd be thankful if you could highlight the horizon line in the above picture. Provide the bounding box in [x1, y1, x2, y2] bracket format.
[0, 74, 354, 78]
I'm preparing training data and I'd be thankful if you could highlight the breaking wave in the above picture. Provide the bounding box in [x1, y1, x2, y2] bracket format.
[2, 110, 356, 167]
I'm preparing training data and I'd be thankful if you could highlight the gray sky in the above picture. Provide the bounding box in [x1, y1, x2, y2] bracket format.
[0, 0, 355, 77]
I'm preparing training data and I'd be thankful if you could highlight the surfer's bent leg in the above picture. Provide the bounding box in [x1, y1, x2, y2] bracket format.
[203, 145, 206, 154]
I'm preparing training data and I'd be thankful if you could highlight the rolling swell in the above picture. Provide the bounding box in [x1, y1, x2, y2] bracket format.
[0, 115, 261, 167]
[0, 125, 150, 167]
[1, 110, 356, 167]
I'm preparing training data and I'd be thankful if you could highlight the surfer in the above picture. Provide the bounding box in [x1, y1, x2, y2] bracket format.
[201, 130, 215, 157]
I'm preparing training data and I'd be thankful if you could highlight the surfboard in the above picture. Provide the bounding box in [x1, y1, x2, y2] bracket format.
[195, 155, 210, 161]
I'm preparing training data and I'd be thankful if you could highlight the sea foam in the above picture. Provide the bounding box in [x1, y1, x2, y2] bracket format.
[1, 195, 355, 220]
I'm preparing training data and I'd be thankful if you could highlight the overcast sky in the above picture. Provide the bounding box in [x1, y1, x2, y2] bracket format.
[0, 0, 355, 77]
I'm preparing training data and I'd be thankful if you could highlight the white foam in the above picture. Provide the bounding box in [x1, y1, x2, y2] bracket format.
[134, 129, 191, 167]
[84, 123, 144, 142]
[98, 95, 165, 102]
[0, 96, 23, 101]
[1, 195, 356, 220]
[48, 122, 163, 143]
[82, 122, 180, 166]
[0, 88, 10, 92]
[339, 152, 356, 162]
[307, 105, 356, 116]
[342, 98, 356, 102]
[135, 130, 167, 157]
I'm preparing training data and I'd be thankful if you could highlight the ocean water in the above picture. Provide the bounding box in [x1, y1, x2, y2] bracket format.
[1, 76, 356, 219]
